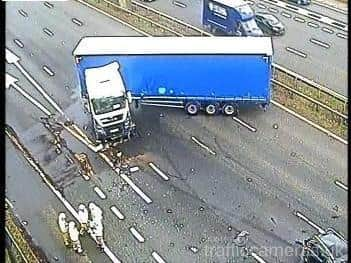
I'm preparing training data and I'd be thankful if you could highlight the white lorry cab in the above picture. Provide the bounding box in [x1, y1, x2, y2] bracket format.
[84, 61, 135, 142]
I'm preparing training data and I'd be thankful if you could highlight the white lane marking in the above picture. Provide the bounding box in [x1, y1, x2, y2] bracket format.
[5, 198, 14, 209]
[281, 11, 291, 18]
[18, 9, 28, 17]
[72, 18, 83, 26]
[94, 186, 107, 199]
[293, 16, 305, 23]
[5, 130, 122, 263]
[251, 252, 267, 263]
[44, 2, 54, 8]
[100, 153, 153, 204]
[336, 32, 347, 39]
[129, 227, 145, 243]
[6, 76, 53, 116]
[309, 38, 330, 48]
[335, 180, 348, 191]
[173, 1, 187, 8]
[232, 117, 257, 132]
[151, 251, 167, 263]
[246, 0, 254, 5]
[42, 65, 55, 76]
[110, 206, 125, 220]
[307, 21, 319, 28]
[130, 166, 140, 173]
[43, 28, 54, 37]
[14, 39, 24, 48]
[312, 0, 347, 15]
[294, 211, 326, 234]
[286, 47, 307, 58]
[256, 3, 266, 8]
[321, 27, 334, 34]
[191, 136, 216, 156]
[149, 162, 170, 181]
[268, 7, 278, 13]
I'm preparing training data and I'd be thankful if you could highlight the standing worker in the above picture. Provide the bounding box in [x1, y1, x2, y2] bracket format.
[78, 204, 89, 235]
[88, 202, 103, 224]
[68, 221, 84, 254]
[58, 212, 70, 247]
[88, 202, 105, 249]
[94, 220, 105, 250]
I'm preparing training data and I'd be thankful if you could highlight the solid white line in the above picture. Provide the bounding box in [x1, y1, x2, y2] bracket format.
[309, 38, 330, 48]
[294, 16, 305, 23]
[286, 47, 307, 58]
[313, 0, 347, 15]
[10, 82, 53, 116]
[295, 211, 326, 234]
[94, 186, 107, 199]
[43, 28, 54, 37]
[251, 252, 267, 263]
[321, 27, 334, 34]
[271, 100, 347, 145]
[110, 206, 125, 220]
[42, 65, 55, 76]
[281, 12, 292, 18]
[149, 162, 170, 181]
[151, 251, 167, 263]
[307, 21, 319, 28]
[129, 227, 145, 243]
[5, 198, 14, 209]
[14, 39, 24, 48]
[72, 18, 83, 26]
[100, 153, 153, 204]
[191, 136, 216, 155]
[335, 180, 348, 191]
[232, 117, 257, 132]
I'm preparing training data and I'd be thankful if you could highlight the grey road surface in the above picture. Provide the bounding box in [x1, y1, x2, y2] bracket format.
[6, 1, 347, 262]
[135, 0, 348, 95]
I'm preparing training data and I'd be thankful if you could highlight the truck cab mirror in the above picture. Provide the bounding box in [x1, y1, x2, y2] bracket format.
[126, 91, 132, 104]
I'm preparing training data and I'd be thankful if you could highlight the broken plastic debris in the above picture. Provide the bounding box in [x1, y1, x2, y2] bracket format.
[189, 246, 199, 253]
[199, 206, 204, 211]
[246, 177, 252, 182]
[273, 123, 278, 129]
[22, 220, 28, 226]
[166, 209, 172, 214]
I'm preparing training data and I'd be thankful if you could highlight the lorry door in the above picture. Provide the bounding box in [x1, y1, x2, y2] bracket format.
[205, 0, 230, 33]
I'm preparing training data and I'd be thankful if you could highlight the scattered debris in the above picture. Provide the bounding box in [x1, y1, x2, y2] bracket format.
[246, 177, 252, 183]
[74, 152, 94, 180]
[290, 152, 297, 157]
[228, 226, 233, 231]
[166, 209, 173, 214]
[233, 231, 249, 247]
[169, 242, 175, 247]
[199, 206, 204, 212]
[189, 246, 199, 253]
[53, 256, 59, 261]
[190, 168, 195, 173]
[271, 217, 277, 225]
[160, 113, 164, 117]
[130, 166, 139, 173]
[22, 220, 28, 226]
[143, 209, 148, 215]
[333, 205, 339, 212]
[273, 123, 279, 129]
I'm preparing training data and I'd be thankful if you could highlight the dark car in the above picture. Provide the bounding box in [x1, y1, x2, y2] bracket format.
[286, 0, 311, 5]
[298, 228, 348, 263]
[255, 13, 285, 36]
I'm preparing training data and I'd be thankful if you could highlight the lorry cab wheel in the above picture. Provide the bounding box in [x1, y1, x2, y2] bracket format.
[205, 104, 219, 115]
[223, 104, 238, 116]
[185, 102, 200, 115]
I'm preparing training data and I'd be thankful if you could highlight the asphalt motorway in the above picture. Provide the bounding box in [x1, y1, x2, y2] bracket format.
[5, 1, 347, 262]
[135, 0, 348, 96]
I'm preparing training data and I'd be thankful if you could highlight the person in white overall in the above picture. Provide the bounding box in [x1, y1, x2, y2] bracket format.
[88, 202, 105, 250]
[78, 204, 89, 235]
[58, 212, 70, 247]
[68, 221, 83, 254]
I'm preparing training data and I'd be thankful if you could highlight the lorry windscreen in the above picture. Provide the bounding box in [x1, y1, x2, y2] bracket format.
[91, 96, 126, 115]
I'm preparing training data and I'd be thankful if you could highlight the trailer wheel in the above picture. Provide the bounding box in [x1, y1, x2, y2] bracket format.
[185, 102, 200, 115]
[223, 104, 238, 116]
[205, 104, 218, 115]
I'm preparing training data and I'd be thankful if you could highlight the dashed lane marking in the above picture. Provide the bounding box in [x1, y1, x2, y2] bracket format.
[18, 9, 28, 17]
[286, 47, 307, 58]
[42, 65, 55, 76]
[294, 16, 305, 23]
[232, 117, 257, 132]
[336, 33, 347, 39]
[309, 38, 330, 48]
[294, 211, 326, 234]
[172, 1, 187, 8]
[321, 27, 334, 34]
[14, 39, 24, 48]
[129, 227, 145, 243]
[335, 180, 348, 191]
[149, 162, 170, 181]
[44, 2, 54, 8]
[151, 251, 167, 263]
[94, 186, 107, 199]
[43, 28, 54, 37]
[307, 21, 319, 28]
[191, 136, 216, 156]
[268, 7, 278, 13]
[72, 18, 83, 26]
[256, 3, 266, 8]
[110, 206, 125, 220]
[281, 11, 292, 18]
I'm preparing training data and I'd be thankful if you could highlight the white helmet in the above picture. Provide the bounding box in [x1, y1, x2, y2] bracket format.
[78, 204, 86, 211]
[68, 221, 76, 229]
[58, 212, 66, 221]
[89, 202, 96, 211]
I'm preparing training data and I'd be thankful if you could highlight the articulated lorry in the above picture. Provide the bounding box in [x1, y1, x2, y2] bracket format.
[73, 36, 273, 142]
[202, 0, 263, 36]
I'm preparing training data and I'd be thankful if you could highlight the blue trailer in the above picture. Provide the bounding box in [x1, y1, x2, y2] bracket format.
[202, 0, 263, 36]
[73, 36, 273, 118]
